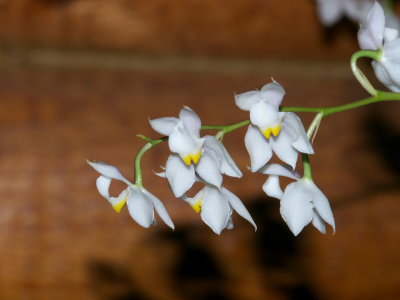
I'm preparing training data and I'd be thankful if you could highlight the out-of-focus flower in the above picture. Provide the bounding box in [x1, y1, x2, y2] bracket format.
[183, 185, 257, 234]
[315, 0, 373, 26]
[358, 1, 400, 92]
[261, 164, 335, 236]
[87, 161, 174, 229]
[235, 81, 314, 171]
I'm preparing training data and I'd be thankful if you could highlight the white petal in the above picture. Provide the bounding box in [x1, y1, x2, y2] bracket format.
[372, 61, 400, 92]
[259, 80, 286, 108]
[258, 163, 298, 179]
[235, 90, 261, 111]
[226, 217, 234, 230]
[166, 154, 195, 197]
[305, 179, 335, 233]
[87, 160, 129, 183]
[250, 101, 280, 130]
[126, 187, 154, 228]
[262, 176, 283, 199]
[143, 188, 175, 229]
[179, 106, 201, 137]
[203, 136, 242, 178]
[283, 113, 314, 154]
[358, 2, 385, 50]
[96, 175, 111, 199]
[383, 27, 399, 43]
[315, 0, 343, 26]
[280, 181, 313, 236]
[312, 209, 327, 234]
[222, 187, 257, 230]
[168, 124, 204, 159]
[245, 125, 272, 172]
[196, 151, 223, 188]
[200, 187, 230, 234]
[270, 128, 298, 169]
[149, 117, 180, 136]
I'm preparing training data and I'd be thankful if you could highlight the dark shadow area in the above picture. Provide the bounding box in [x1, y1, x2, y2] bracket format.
[363, 110, 400, 178]
[87, 260, 152, 300]
[320, 18, 358, 45]
[249, 196, 319, 300]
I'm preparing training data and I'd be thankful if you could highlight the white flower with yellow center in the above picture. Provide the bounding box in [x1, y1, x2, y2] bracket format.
[358, 2, 400, 92]
[182, 185, 257, 235]
[261, 164, 335, 236]
[151, 108, 242, 197]
[87, 160, 174, 229]
[235, 81, 314, 171]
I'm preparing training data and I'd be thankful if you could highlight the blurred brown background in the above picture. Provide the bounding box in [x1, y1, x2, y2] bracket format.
[0, 0, 399, 299]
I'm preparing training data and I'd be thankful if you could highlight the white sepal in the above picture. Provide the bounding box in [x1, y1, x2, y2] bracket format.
[262, 175, 283, 200]
[200, 187, 230, 235]
[259, 80, 286, 108]
[235, 90, 261, 111]
[96, 175, 111, 199]
[270, 129, 298, 169]
[312, 209, 327, 234]
[166, 154, 195, 197]
[245, 125, 272, 172]
[283, 113, 314, 154]
[87, 160, 128, 182]
[179, 106, 201, 137]
[149, 117, 180, 136]
[280, 181, 313, 236]
[126, 187, 155, 228]
[143, 188, 175, 229]
[196, 151, 223, 188]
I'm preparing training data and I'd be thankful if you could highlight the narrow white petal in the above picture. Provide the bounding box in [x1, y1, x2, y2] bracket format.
[222, 187, 257, 230]
[283, 113, 314, 154]
[245, 125, 272, 172]
[262, 176, 283, 200]
[270, 129, 298, 169]
[250, 101, 280, 130]
[258, 163, 298, 179]
[87, 160, 129, 182]
[166, 154, 195, 197]
[200, 187, 230, 234]
[96, 176, 111, 199]
[280, 181, 313, 236]
[126, 187, 154, 228]
[149, 117, 180, 136]
[312, 209, 327, 234]
[203, 136, 242, 178]
[259, 80, 286, 108]
[305, 179, 335, 233]
[196, 151, 223, 188]
[143, 188, 175, 229]
[235, 90, 261, 111]
[179, 106, 201, 137]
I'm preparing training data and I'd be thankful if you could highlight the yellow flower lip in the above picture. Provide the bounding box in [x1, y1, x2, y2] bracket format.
[182, 149, 202, 166]
[191, 198, 202, 213]
[262, 123, 282, 139]
[112, 194, 128, 213]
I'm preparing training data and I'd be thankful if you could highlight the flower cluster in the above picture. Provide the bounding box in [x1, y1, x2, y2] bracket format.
[235, 80, 334, 235]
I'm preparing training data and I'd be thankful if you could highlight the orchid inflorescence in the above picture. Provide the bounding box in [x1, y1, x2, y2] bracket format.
[88, 1, 400, 236]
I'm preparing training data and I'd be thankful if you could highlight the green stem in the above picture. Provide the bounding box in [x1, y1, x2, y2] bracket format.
[350, 49, 381, 96]
[201, 119, 250, 135]
[302, 153, 312, 179]
[134, 136, 167, 186]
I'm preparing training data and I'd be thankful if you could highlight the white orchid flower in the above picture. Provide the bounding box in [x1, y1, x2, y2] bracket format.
[150, 106, 204, 165]
[260, 164, 335, 236]
[235, 81, 314, 171]
[314, 0, 373, 26]
[160, 135, 242, 197]
[87, 160, 174, 229]
[358, 2, 400, 92]
[182, 185, 257, 235]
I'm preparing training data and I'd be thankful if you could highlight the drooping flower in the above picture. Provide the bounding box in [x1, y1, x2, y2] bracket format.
[358, 2, 400, 92]
[87, 160, 175, 229]
[314, 0, 373, 26]
[151, 107, 242, 197]
[260, 164, 335, 236]
[182, 185, 257, 235]
[235, 81, 314, 171]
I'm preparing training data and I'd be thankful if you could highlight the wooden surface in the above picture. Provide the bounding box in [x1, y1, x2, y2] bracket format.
[0, 57, 399, 299]
[0, 0, 360, 59]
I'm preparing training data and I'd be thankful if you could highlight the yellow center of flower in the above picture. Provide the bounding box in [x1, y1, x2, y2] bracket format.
[191, 198, 202, 213]
[182, 149, 202, 166]
[112, 194, 128, 213]
[262, 123, 282, 139]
